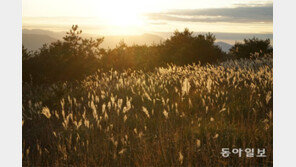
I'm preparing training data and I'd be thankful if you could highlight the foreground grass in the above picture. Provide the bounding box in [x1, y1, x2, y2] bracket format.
[23, 56, 273, 166]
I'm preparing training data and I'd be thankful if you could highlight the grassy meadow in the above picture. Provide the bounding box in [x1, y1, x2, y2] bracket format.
[22, 54, 272, 166]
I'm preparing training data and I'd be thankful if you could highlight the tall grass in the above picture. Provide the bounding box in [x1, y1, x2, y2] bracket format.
[22, 55, 273, 166]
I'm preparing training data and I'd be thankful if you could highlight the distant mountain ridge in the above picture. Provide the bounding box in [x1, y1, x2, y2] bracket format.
[22, 29, 233, 52]
[100, 33, 164, 49]
[23, 29, 65, 39]
[22, 29, 164, 51]
[215, 41, 233, 53]
[22, 34, 57, 51]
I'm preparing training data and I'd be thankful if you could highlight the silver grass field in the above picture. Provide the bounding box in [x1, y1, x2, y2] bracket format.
[22, 55, 273, 166]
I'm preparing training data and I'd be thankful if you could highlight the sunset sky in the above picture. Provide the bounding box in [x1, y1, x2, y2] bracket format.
[22, 0, 273, 35]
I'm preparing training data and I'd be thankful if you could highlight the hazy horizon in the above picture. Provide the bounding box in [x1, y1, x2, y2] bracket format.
[22, 27, 273, 48]
[23, 0, 273, 35]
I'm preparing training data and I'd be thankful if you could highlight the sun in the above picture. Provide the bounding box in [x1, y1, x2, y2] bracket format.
[107, 9, 142, 27]
[97, 0, 144, 27]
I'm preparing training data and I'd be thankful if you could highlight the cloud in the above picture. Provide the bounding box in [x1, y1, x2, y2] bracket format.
[145, 4, 273, 23]
[148, 21, 168, 25]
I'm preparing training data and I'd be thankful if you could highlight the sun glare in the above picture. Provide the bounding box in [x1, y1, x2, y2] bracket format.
[107, 10, 142, 27]
[97, 1, 144, 27]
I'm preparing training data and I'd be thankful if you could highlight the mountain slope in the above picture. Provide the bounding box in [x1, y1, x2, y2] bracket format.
[215, 41, 232, 53]
[22, 29, 164, 51]
[22, 34, 57, 51]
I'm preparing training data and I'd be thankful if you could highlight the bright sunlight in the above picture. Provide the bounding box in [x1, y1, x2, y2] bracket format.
[97, 0, 144, 27]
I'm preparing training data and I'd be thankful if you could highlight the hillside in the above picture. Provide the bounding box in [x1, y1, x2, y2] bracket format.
[23, 32, 232, 53]
[100, 33, 164, 48]
[22, 29, 164, 50]
[215, 41, 233, 53]
[22, 31, 233, 52]
[22, 34, 57, 51]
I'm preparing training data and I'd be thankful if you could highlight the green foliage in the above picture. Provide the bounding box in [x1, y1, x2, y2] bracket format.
[23, 26, 273, 85]
[22, 25, 273, 166]
[22, 25, 104, 84]
[23, 26, 225, 84]
[229, 37, 273, 59]
[161, 29, 223, 65]
[101, 41, 162, 71]
[22, 45, 32, 61]
[100, 28, 224, 72]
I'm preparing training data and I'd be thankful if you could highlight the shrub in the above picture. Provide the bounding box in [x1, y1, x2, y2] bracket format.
[160, 29, 225, 65]
[22, 25, 104, 84]
[229, 37, 273, 59]
[100, 28, 225, 72]
[101, 41, 162, 71]
[23, 26, 226, 83]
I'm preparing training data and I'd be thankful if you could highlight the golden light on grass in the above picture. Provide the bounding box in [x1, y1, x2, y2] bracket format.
[179, 151, 184, 164]
[41, 107, 51, 119]
[196, 139, 201, 148]
[23, 55, 273, 166]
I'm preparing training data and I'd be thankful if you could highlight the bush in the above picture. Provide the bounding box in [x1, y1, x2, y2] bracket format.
[100, 29, 224, 72]
[23, 26, 226, 83]
[101, 41, 162, 71]
[229, 37, 272, 59]
[160, 29, 225, 65]
[22, 25, 104, 84]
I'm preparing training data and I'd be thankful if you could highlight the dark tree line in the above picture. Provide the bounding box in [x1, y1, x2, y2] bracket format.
[229, 38, 273, 59]
[23, 25, 104, 84]
[23, 25, 272, 84]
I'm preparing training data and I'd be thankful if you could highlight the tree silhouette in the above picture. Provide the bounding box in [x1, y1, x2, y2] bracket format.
[23, 25, 104, 84]
[229, 37, 272, 59]
[23, 26, 230, 84]
[161, 28, 224, 65]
